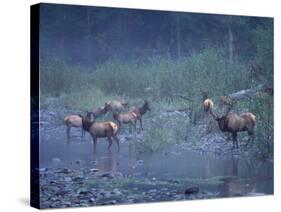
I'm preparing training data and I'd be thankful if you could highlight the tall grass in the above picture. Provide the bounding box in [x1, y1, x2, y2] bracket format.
[93, 48, 250, 101]
[41, 48, 250, 107]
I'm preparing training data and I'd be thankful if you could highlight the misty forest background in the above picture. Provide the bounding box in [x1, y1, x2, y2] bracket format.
[39, 4, 273, 156]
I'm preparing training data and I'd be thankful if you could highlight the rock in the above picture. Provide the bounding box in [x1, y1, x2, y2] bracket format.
[78, 190, 92, 196]
[112, 188, 122, 195]
[168, 179, 179, 184]
[148, 189, 157, 193]
[173, 194, 183, 200]
[72, 177, 84, 183]
[104, 192, 112, 198]
[64, 177, 72, 182]
[89, 198, 96, 203]
[91, 161, 98, 165]
[39, 168, 47, 172]
[126, 199, 134, 203]
[75, 160, 82, 165]
[116, 172, 123, 177]
[100, 172, 114, 179]
[89, 168, 99, 173]
[184, 186, 199, 195]
[233, 193, 244, 197]
[52, 157, 61, 163]
[136, 160, 144, 164]
[247, 192, 265, 196]
[107, 200, 117, 205]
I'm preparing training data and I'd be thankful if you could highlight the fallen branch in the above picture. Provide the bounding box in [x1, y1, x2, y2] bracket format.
[228, 88, 258, 100]
[228, 84, 273, 101]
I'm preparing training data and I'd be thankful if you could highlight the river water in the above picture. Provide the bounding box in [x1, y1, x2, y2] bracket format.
[39, 123, 273, 197]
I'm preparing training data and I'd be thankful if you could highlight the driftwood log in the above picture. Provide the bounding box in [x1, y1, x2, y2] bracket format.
[228, 84, 273, 101]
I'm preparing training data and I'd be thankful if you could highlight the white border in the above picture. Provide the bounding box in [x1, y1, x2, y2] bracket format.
[0, 0, 279, 212]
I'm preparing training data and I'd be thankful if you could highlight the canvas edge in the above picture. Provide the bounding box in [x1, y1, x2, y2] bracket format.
[30, 3, 41, 209]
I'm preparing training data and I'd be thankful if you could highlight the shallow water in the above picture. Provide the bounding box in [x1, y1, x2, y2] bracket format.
[39, 124, 273, 197]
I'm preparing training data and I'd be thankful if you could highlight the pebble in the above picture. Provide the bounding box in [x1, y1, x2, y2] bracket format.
[89, 168, 99, 173]
[52, 157, 61, 163]
[185, 186, 199, 195]
[100, 172, 114, 179]
[148, 189, 157, 193]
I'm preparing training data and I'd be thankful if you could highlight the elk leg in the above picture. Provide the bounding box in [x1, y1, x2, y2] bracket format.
[92, 135, 97, 152]
[66, 125, 71, 141]
[140, 117, 143, 130]
[246, 131, 255, 147]
[81, 127, 85, 138]
[113, 135, 120, 152]
[107, 136, 113, 150]
[129, 122, 132, 133]
[232, 132, 238, 149]
[134, 120, 137, 132]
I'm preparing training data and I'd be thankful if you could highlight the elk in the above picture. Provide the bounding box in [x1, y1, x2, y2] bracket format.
[64, 107, 107, 139]
[105, 100, 128, 113]
[64, 115, 84, 139]
[92, 106, 108, 118]
[79, 112, 120, 151]
[129, 100, 150, 130]
[113, 111, 138, 132]
[207, 103, 256, 149]
[203, 98, 214, 112]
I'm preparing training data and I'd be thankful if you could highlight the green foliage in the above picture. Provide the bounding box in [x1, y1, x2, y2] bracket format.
[60, 86, 120, 111]
[249, 93, 273, 157]
[253, 22, 273, 84]
[40, 59, 95, 97]
[136, 127, 175, 153]
[135, 115, 190, 153]
[40, 59, 123, 110]
[93, 48, 249, 101]
[40, 48, 251, 107]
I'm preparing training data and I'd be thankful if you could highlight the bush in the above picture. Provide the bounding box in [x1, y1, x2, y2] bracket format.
[249, 93, 273, 157]
[93, 48, 249, 101]
[40, 58, 95, 97]
[253, 23, 273, 84]
[135, 114, 190, 153]
[136, 127, 175, 153]
[40, 48, 250, 109]
[60, 86, 121, 110]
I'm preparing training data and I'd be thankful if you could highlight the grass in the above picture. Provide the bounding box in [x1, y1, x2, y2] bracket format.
[40, 48, 250, 108]
[60, 86, 121, 111]
[135, 115, 190, 153]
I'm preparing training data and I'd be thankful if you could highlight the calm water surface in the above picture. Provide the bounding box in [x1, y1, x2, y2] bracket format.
[40, 125, 273, 196]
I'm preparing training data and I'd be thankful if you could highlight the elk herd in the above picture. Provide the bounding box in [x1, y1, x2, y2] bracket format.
[64, 96, 256, 151]
[64, 100, 150, 151]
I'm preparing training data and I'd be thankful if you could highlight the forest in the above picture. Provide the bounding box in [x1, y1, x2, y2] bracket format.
[37, 3, 274, 208]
